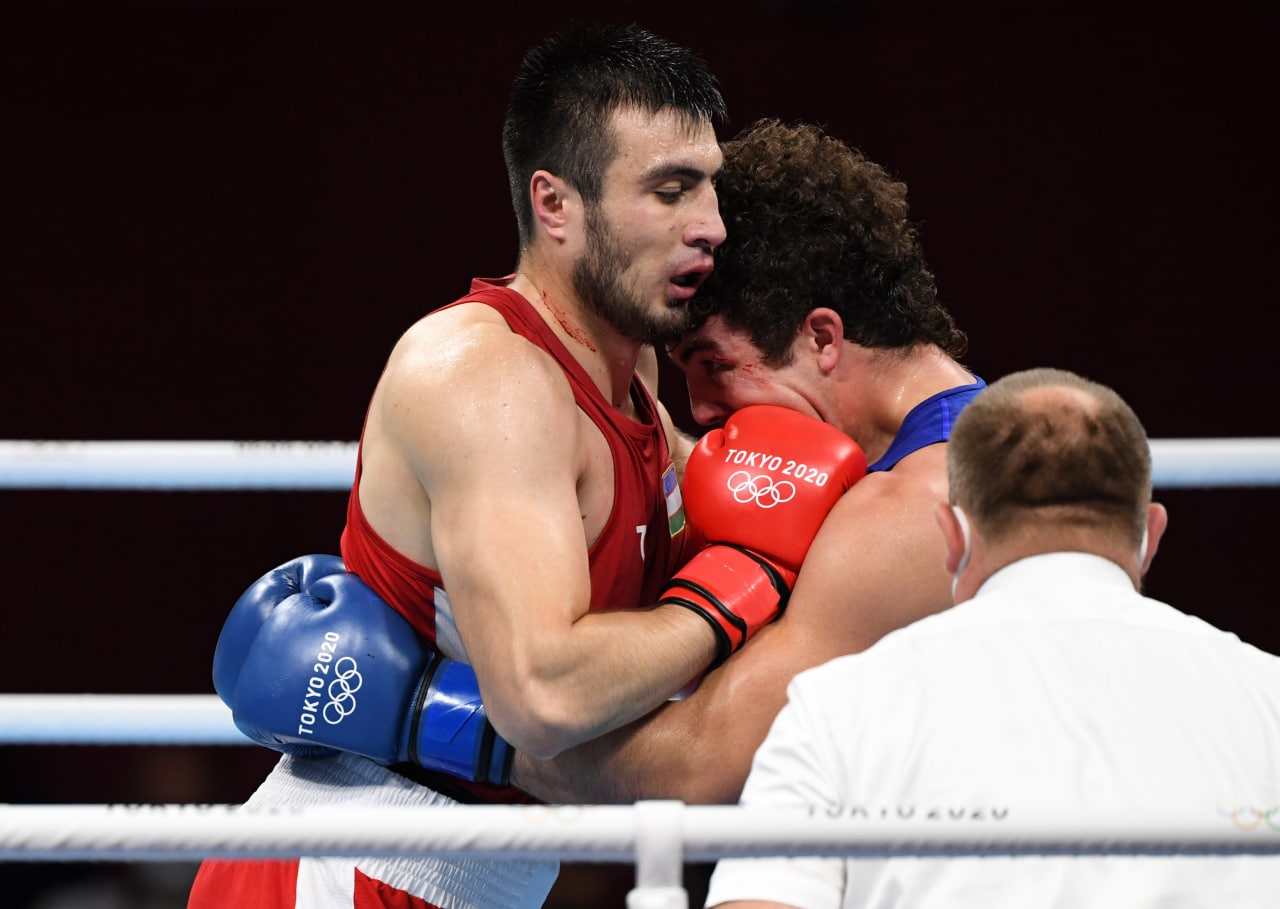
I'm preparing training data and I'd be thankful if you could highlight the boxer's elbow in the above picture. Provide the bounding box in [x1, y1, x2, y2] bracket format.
[482, 681, 599, 760]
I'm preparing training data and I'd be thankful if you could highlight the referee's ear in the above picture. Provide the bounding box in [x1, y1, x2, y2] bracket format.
[934, 501, 970, 577]
[1139, 502, 1168, 578]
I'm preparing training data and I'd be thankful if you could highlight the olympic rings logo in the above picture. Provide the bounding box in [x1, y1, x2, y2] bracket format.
[727, 470, 796, 509]
[1219, 806, 1280, 831]
[322, 657, 362, 724]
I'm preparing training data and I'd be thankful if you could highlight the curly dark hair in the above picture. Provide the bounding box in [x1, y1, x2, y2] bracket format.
[690, 119, 966, 364]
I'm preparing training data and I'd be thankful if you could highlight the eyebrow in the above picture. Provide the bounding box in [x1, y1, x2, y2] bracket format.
[669, 335, 720, 366]
[641, 162, 721, 185]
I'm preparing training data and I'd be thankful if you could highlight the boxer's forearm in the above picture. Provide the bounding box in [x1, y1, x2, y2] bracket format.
[509, 687, 751, 806]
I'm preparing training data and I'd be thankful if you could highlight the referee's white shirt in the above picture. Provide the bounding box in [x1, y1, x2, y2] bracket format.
[706, 552, 1280, 909]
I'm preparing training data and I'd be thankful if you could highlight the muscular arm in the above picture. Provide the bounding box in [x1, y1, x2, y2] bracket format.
[510, 452, 955, 802]
[362, 312, 717, 760]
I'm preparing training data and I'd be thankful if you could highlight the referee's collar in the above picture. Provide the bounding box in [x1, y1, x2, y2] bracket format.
[976, 551, 1133, 599]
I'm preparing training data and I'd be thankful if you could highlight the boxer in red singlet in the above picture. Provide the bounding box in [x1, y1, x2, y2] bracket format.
[190, 26, 858, 909]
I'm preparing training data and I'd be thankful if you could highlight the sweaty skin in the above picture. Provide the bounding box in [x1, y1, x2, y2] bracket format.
[354, 106, 726, 760]
[510, 318, 971, 803]
[512, 449, 952, 803]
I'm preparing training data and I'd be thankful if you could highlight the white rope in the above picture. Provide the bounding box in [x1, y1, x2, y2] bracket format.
[0, 695, 247, 745]
[1147, 437, 1280, 488]
[0, 440, 357, 490]
[0, 803, 1276, 863]
[2, 438, 1280, 489]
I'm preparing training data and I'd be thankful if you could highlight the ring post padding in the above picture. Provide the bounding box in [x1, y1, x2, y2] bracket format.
[628, 800, 688, 909]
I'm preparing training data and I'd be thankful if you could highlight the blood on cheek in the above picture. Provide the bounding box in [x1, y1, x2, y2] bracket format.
[735, 362, 776, 388]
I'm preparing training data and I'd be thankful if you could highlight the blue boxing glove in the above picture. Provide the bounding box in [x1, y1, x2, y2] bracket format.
[213, 554, 513, 786]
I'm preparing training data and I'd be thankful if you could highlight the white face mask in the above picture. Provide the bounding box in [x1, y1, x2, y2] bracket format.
[1138, 526, 1149, 568]
[951, 504, 971, 599]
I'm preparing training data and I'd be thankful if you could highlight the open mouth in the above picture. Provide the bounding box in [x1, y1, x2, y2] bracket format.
[671, 269, 709, 290]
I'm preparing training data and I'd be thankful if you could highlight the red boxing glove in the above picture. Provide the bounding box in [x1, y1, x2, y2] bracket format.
[663, 405, 867, 667]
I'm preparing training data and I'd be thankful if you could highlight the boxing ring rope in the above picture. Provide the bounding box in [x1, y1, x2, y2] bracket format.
[0, 440, 358, 490]
[4, 441, 1280, 904]
[3, 437, 1280, 489]
[2, 802, 1278, 863]
[0, 694, 246, 746]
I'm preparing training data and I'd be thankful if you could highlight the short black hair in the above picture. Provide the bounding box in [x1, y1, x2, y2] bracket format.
[502, 22, 727, 246]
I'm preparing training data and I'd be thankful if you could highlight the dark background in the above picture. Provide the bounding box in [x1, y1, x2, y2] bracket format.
[4, 1, 1277, 905]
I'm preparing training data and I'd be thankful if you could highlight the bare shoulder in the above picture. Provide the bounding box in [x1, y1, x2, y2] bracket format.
[358, 302, 589, 567]
[390, 304, 564, 388]
[815, 442, 948, 532]
[845, 443, 949, 510]
[788, 442, 953, 654]
[378, 303, 578, 439]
